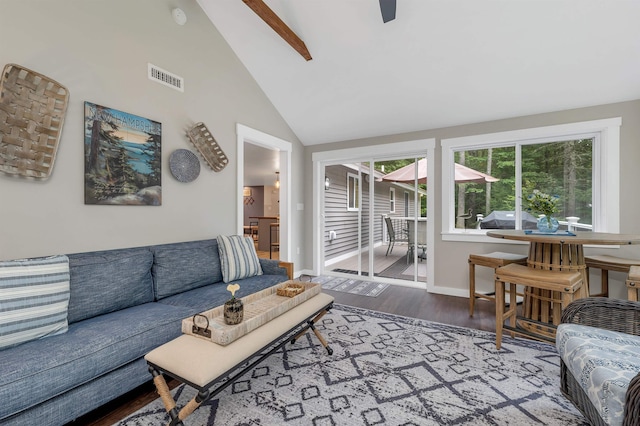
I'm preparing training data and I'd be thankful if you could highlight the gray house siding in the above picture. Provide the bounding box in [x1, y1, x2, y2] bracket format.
[324, 164, 419, 262]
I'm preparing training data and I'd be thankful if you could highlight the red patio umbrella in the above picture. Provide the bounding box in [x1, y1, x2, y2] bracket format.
[381, 158, 499, 184]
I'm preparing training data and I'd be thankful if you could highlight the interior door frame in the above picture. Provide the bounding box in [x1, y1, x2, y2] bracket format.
[312, 138, 436, 290]
[236, 123, 292, 261]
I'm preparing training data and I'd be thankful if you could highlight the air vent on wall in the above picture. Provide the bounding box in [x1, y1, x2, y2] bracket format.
[148, 63, 184, 92]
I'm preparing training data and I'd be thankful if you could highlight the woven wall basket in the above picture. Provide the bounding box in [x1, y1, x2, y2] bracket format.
[0, 63, 69, 179]
[186, 122, 229, 172]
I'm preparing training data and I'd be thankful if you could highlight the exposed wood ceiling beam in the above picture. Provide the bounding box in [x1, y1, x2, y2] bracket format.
[242, 0, 312, 61]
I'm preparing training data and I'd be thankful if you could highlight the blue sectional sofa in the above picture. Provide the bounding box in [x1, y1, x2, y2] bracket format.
[0, 238, 291, 426]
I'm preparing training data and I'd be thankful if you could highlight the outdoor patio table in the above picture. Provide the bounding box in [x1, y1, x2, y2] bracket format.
[486, 230, 640, 298]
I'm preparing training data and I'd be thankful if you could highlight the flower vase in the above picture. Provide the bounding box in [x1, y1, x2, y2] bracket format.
[223, 298, 243, 325]
[537, 215, 559, 233]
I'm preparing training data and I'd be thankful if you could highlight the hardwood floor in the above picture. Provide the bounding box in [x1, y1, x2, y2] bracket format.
[326, 285, 498, 333]
[68, 285, 496, 426]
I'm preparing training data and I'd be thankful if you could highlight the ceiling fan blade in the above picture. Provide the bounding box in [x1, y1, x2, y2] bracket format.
[379, 0, 396, 23]
[243, 0, 312, 61]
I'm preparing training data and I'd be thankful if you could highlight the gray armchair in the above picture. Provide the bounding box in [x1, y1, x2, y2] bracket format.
[558, 298, 640, 426]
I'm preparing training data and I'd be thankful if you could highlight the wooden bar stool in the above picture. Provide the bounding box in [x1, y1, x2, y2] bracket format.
[468, 252, 527, 316]
[269, 223, 279, 259]
[585, 255, 640, 297]
[494, 263, 582, 349]
[626, 265, 640, 301]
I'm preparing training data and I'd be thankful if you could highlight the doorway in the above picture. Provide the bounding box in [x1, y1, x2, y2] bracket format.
[236, 124, 292, 261]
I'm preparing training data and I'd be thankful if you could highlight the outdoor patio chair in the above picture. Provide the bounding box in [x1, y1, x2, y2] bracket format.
[384, 216, 400, 256]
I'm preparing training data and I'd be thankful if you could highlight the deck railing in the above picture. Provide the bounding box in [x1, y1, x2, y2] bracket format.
[474, 213, 593, 231]
[382, 216, 427, 243]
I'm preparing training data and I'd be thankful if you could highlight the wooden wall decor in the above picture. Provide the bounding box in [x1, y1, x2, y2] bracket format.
[186, 122, 229, 172]
[0, 63, 69, 179]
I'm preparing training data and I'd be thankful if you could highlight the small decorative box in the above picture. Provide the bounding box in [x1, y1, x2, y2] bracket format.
[277, 282, 305, 297]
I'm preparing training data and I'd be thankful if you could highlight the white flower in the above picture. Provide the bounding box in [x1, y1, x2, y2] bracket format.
[226, 283, 240, 298]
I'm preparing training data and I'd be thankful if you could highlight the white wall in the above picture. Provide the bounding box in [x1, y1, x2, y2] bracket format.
[305, 100, 640, 297]
[4, 1, 639, 298]
[0, 0, 304, 261]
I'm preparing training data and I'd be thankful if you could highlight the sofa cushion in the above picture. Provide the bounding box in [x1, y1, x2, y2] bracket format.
[151, 239, 223, 300]
[556, 323, 640, 425]
[217, 235, 262, 283]
[259, 258, 289, 277]
[67, 247, 154, 324]
[157, 274, 287, 314]
[0, 302, 192, 421]
[0, 255, 70, 350]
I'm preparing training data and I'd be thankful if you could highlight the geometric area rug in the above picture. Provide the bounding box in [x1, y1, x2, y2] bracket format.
[115, 305, 587, 425]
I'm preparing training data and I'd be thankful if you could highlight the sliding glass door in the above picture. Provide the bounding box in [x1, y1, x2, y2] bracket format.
[321, 156, 427, 286]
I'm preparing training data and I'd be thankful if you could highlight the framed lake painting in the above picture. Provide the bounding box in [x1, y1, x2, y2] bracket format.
[84, 102, 162, 205]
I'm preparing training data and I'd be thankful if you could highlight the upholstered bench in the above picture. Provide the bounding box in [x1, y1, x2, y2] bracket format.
[145, 292, 334, 425]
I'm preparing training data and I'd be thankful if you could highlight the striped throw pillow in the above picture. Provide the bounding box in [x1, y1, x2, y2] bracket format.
[217, 235, 263, 283]
[0, 255, 70, 350]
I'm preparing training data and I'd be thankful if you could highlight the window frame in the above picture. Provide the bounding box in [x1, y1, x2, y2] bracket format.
[389, 187, 396, 213]
[441, 118, 621, 242]
[346, 172, 360, 212]
[404, 192, 410, 216]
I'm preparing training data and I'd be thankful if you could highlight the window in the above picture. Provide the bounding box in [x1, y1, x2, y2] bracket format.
[389, 188, 396, 213]
[404, 192, 409, 216]
[441, 118, 621, 239]
[347, 172, 360, 211]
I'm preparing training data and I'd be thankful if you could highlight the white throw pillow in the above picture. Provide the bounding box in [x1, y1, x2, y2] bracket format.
[217, 235, 263, 283]
[0, 255, 70, 350]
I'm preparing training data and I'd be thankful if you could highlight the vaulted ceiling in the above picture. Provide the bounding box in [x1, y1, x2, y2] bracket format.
[198, 0, 640, 146]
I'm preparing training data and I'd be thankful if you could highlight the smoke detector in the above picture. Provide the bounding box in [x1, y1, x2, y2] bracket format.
[172, 8, 187, 25]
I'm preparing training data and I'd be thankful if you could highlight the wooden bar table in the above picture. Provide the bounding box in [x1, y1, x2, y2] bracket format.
[487, 230, 640, 338]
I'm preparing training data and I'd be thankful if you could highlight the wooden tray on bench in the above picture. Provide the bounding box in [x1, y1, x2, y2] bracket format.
[182, 281, 321, 346]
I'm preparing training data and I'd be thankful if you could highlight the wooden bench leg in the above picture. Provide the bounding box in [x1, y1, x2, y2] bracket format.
[177, 391, 209, 425]
[291, 306, 333, 354]
[149, 365, 210, 426]
[150, 366, 183, 426]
